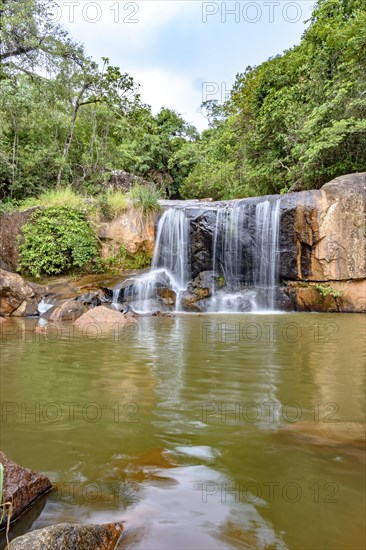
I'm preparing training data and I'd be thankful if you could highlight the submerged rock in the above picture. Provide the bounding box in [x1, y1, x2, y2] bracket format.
[0, 452, 52, 529]
[278, 422, 366, 450]
[0, 269, 38, 317]
[8, 522, 123, 549]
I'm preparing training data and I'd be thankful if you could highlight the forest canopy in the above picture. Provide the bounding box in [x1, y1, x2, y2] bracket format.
[0, 0, 365, 201]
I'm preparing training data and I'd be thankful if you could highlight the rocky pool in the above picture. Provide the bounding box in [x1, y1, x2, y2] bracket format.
[1, 312, 365, 549]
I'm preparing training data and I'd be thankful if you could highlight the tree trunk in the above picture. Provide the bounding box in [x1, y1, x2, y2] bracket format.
[56, 85, 88, 188]
[11, 119, 18, 198]
[56, 102, 79, 188]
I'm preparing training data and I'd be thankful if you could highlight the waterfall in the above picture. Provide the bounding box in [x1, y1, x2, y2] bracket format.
[152, 208, 190, 289]
[112, 197, 281, 314]
[210, 198, 281, 311]
[121, 208, 191, 313]
[253, 199, 281, 310]
[212, 204, 246, 291]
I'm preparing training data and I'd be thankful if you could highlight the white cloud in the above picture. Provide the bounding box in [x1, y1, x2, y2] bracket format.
[56, 1, 194, 48]
[132, 67, 209, 131]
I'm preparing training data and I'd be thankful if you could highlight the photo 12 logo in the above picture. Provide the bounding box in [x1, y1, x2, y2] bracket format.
[202, 2, 303, 24]
[49, 1, 140, 24]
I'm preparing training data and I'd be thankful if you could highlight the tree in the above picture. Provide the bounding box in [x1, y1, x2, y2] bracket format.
[55, 57, 140, 187]
[0, 0, 82, 78]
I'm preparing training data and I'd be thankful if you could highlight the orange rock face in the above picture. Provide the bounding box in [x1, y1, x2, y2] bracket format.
[97, 208, 155, 258]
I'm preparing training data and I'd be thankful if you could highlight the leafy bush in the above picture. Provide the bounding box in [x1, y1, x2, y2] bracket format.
[128, 183, 163, 214]
[19, 206, 101, 278]
[314, 283, 343, 299]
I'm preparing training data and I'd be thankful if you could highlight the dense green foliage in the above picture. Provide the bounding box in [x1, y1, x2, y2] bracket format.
[19, 207, 101, 278]
[0, 0, 365, 203]
[182, 0, 366, 198]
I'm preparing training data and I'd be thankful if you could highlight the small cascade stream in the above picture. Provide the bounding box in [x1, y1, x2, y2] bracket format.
[121, 208, 191, 313]
[113, 198, 282, 313]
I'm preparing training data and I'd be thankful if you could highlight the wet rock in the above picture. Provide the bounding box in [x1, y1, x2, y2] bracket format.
[0, 493, 48, 549]
[189, 270, 215, 293]
[272, 286, 295, 311]
[0, 452, 52, 528]
[189, 210, 216, 278]
[49, 299, 88, 322]
[8, 522, 123, 550]
[0, 269, 38, 317]
[181, 291, 209, 312]
[76, 289, 110, 307]
[287, 282, 338, 312]
[74, 305, 137, 331]
[156, 287, 176, 306]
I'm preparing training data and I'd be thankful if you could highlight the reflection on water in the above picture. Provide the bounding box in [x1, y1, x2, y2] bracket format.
[0, 313, 365, 549]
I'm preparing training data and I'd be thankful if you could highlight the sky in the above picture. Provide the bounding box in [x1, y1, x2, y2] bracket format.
[54, 1, 315, 131]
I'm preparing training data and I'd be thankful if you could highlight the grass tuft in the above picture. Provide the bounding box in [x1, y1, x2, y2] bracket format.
[37, 186, 86, 209]
[127, 183, 163, 214]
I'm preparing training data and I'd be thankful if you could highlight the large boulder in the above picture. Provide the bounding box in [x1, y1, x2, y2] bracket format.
[48, 299, 88, 322]
[0, 207, 38, 272]
[0, 452, 52, 528]
[285, 173, 366, 281]
[8, 522, 123, 550]
[74, 305, 137, 331]
[0, 269, 39, 316]
[107, 169, 150, 191]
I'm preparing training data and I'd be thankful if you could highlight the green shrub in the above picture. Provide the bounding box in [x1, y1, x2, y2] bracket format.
[127, 183, 163, 214]
[19, 206, 101, 278]
[314, 283, 343, 299]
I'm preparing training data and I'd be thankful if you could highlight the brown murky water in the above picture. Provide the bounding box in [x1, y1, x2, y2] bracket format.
[1, 312, 365, 549]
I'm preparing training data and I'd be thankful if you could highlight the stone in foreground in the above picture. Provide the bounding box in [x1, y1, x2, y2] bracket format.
[74, 305, 137, 330]
[49, 299, 87, 322]
[0, 269, 39, 316]
[8, 522, 124, 549]
[0, 452, 52, 528]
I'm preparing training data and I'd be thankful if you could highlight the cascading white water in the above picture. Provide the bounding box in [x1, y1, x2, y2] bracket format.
[122, 208, 191, 313]
[253, 200, 281, 310]
[210, 204, 248, 311]
[212, 205, 246, 291]
[113, 198, 281, 314]
[210, 198, 281, 312]
[152, 208, 190, 289]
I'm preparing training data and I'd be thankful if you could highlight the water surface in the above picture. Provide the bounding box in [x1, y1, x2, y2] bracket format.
[1, 313, 365, 549]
